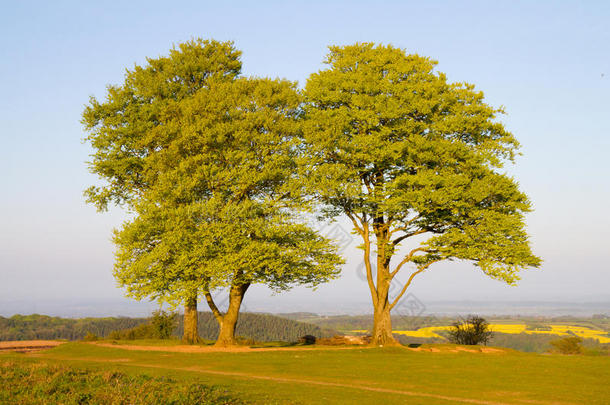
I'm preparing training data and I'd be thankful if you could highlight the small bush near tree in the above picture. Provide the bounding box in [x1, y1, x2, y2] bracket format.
[82, 332, 98, 341]
[448, 315, 493, 345]
[108, 311, 177, 340]
[150, 310, 178, 339]
[550, 336, 583, 354]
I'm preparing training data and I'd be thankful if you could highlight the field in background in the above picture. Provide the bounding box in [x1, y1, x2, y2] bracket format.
[292, 314, 610, 352]
[356, 324, 610, 343]
[1, 342, 609, 404]
[3, 313, 609, 354]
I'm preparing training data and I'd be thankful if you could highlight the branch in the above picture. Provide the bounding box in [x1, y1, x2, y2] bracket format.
[361, 173, 373, 195]
[391, 228, 428, 247]
[204, 291, 224, 323]
[389, 260, 440, 311]
[345, 211, 364, 236]
[388, 215, 421, 237]
[362, 223, 378, 306]
[390, 247, 427, 278]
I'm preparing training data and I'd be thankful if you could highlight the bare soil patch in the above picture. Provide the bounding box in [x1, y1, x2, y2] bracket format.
[90, 342, 373, 353]
[0, 340, 64, 352]
[408, 345, 509, 354]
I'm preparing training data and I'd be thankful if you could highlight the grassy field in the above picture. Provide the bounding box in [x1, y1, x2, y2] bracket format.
[1, 342, 609, 404]
[0, 359, 244, 404]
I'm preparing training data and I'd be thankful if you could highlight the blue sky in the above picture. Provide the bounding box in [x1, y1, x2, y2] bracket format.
[1, 1, 609, 316]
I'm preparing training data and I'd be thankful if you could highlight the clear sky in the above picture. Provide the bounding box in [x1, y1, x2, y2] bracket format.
[1, 0, 608, 317]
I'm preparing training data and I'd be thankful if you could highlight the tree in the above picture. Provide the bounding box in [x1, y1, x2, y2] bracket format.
[83, 38, 242, 343]
[303, 43, 541, 345]
[550, 337, 583, 355]
[91, 64, 343, 346]
[150, 310, 178, 340]
[447, 315, 493, 345]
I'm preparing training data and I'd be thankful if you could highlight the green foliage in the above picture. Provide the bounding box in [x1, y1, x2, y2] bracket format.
[0, 314, 147, 341]
[0, 312, 335, 343]
[447, 316, 493, 345]
[550, 336, 584, 354]
[0, 361, 246, 404]
[303, 43, 540, 321]
[109, 310, 177, 340]
[83, 332, 99, 342]
[150, 310, 177, 339]
[83, 39, 343, 311]
[174, 312, 336, 342]
[82, 38, 242, 211]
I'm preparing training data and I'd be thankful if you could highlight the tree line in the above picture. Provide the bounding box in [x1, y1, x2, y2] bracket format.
[0, 314, 146, 341]
[83, 38, 540, 346]
[0, 313, 334, 342]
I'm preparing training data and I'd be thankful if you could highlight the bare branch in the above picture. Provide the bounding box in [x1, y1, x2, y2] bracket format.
[390, 247, 427, 278]
[389, 260, 440, 311]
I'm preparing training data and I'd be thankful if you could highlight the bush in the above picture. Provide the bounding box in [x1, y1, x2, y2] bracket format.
[550, 337, 583, 354]
[82, 332, 98, 341]
[298, 335, 317, 345]
[108, 310, 177, 340]
[150, 310, 178, 339]
[448, 315, 493, 345]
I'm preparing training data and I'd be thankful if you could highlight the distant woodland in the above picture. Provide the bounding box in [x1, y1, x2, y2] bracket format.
[2, 313, 608, 354]
[0, 313, 335, 342]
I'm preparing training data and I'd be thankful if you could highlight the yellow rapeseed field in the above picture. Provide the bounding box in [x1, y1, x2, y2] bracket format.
[354, 324, 610, 343]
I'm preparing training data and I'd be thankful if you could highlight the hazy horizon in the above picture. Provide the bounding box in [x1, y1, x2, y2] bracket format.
[1, 1, 609, 318]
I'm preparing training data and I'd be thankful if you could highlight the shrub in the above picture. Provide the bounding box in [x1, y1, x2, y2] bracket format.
[150, 310, 178, 339]
[107, 310, 177, 340]
[550, 337, 583, 354]
[82, 332, 98, 341]
[298, 335, 316, 345]
[448, 315, 493, 345]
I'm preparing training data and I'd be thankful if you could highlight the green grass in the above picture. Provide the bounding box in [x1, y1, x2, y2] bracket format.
[0, 359, 245, 404]
[2, 342, 609, 404]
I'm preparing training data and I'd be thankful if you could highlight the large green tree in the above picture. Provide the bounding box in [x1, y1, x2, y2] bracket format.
[112, 77, 343, 346]
[303, 43, 541, 345]
[83, 39, 242, 343]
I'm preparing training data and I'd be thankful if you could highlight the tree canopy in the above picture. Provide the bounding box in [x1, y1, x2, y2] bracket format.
[303, 43, 541, 344]
[83, 40, 342, 345]
[83, 39, 242, 211]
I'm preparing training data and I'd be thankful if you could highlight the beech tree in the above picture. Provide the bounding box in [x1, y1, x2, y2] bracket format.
[83, 39, 241, 343]
[303, 43, 541, 345]
[112, 77, 342, 346]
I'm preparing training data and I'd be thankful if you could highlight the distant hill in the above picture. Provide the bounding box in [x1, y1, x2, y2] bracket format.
[0, 312, 337, 342]
[0, 314, 148, 341]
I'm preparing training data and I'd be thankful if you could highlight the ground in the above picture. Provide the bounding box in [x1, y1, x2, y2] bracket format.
[1, 340, 609, 404]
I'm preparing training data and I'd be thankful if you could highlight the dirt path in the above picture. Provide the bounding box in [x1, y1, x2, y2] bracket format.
[89, 342, 374, 353]
[0, 340, 64, 352]
[39, 354, 568, 405]
[89, 342, 509, 354]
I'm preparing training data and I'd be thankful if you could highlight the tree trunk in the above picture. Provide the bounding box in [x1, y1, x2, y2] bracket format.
[370, 219, 398, 346]
[372, 300, 397, 346]
[182, 294, 200, 344]
[214, 282, 250, 347]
